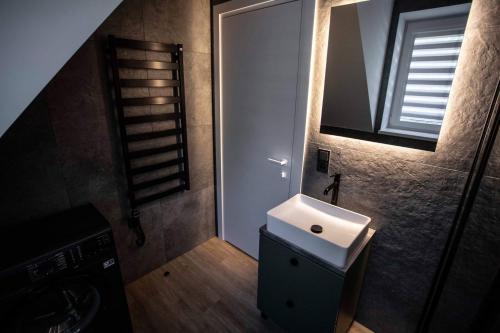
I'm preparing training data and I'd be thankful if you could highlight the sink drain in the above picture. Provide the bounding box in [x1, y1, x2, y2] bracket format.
[310, 225, 323, 234]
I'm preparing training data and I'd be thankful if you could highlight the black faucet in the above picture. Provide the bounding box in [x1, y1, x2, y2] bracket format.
[323, 173, 341, 205]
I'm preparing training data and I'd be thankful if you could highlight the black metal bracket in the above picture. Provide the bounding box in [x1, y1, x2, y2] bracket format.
[128, 209, 145, 247]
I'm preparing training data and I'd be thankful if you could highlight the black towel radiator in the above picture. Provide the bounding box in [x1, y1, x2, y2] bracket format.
[108, 36, 190, 246]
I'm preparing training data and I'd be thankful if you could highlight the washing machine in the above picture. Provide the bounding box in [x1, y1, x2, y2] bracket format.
[0, 205, 133, 332]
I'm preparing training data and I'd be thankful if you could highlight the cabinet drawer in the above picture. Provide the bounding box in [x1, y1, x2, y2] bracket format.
[258, 234, 344, 332]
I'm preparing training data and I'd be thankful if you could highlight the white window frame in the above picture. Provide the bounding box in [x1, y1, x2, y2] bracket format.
[379, 4, 470, 142]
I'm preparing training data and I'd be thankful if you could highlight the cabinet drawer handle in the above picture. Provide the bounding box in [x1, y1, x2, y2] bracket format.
[290, 257, 299, 266]
[286, 299, 294, 308]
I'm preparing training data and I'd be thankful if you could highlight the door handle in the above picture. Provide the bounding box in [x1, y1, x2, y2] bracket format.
[267, 158, 288, 166]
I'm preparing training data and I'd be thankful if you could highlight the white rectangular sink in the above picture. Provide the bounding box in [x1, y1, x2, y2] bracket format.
[267, 194, 371, 268]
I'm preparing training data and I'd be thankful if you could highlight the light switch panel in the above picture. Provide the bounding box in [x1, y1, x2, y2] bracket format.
[317, 149, 330, 173]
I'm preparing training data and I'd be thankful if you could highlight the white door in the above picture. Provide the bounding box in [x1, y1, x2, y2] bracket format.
[219, 1, 302, 257]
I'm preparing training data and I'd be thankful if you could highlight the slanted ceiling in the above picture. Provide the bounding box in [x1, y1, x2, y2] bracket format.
[0, 0, 122, 137]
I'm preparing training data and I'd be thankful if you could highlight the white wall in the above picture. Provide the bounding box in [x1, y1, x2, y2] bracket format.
[321, 0, 393, 132]
[322, 4, 372, 132]
[0, 0, 122, 137]
[358, 0, 394, 125]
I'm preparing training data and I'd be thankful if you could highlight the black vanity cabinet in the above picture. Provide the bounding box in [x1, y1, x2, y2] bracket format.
[257, 226, 373, 333]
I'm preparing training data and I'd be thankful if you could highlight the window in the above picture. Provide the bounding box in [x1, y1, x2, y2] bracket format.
[380, 4, 470, 141]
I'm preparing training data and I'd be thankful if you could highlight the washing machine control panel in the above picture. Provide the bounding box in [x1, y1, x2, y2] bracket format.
[26, 232, 113, 282]
[26, 251, 68, 282]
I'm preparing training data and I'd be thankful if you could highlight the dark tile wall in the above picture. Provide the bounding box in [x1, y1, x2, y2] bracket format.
[430, 173, 500, 332]
[0, 0, 214, 284]
[430, 78, 500, 333]
[0, 95, 71, 223]
[302, 1, 500, 332]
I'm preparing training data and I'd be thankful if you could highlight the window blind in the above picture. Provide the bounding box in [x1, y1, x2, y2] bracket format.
[400, 32, 464, 126]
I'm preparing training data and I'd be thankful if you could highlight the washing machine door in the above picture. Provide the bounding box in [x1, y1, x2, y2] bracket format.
[13, 279, 101, 333]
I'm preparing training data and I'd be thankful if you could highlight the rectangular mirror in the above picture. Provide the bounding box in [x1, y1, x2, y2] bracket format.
[320, 0, 471, 151]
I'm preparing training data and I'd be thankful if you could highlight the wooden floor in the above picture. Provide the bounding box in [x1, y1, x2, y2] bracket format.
[126, 237, 373, 333]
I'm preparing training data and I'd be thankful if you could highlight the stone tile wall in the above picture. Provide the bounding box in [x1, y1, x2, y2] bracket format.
[301, 1, 500, 332]
[0, 0, 214, 283]
[430, 3, 500, 325]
